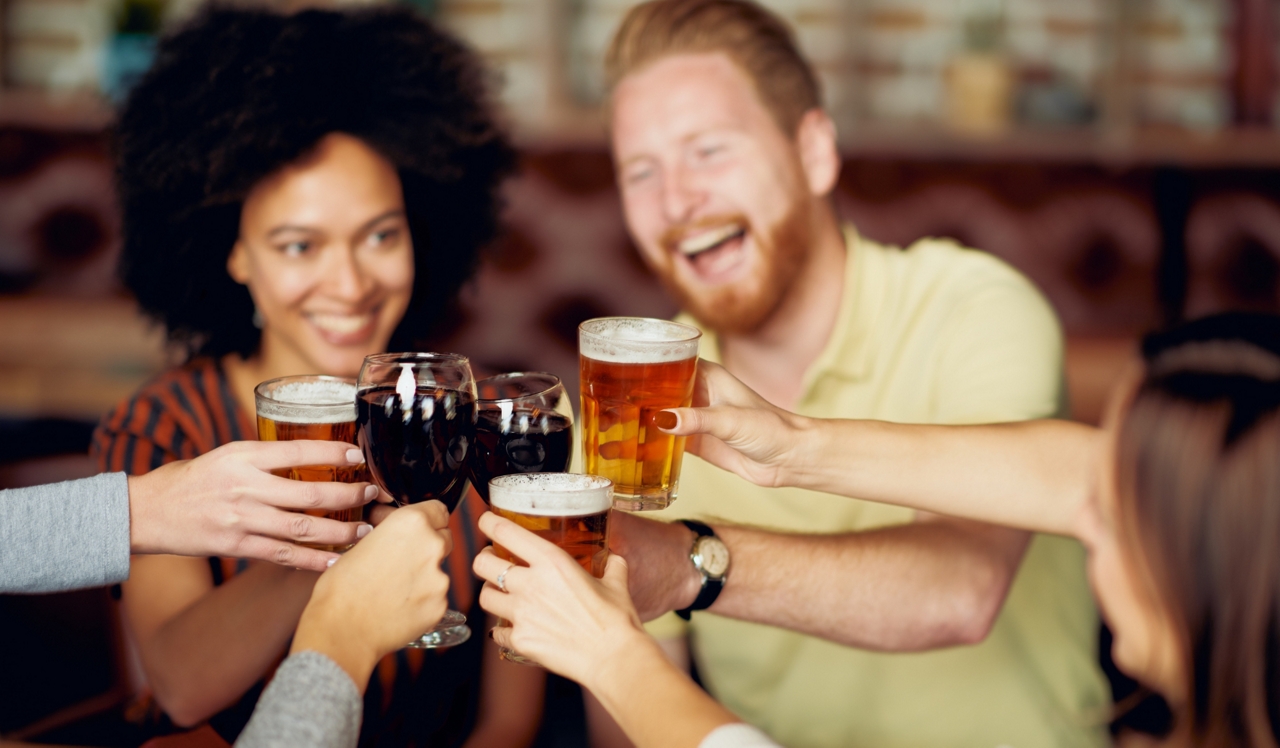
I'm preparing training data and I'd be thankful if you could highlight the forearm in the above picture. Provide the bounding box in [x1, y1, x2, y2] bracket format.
[784, 418, 1099, 537]
[707, 519, 1029, 650]
[135, 564, 318, 725]
[587, 633, 738, 748]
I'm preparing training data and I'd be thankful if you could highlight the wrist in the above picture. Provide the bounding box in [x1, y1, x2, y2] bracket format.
[125, 472, 159, 554]
[673, 523, 703, 612]
[582, 626, 662, 697]
[778, 412, 819, 488]
[293, 594, 381, 693]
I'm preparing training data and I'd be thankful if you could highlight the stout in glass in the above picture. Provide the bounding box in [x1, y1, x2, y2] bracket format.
[489, 473, 612, 665]
[470, 372, 574, 505]
[255, 375, 368, 552]
[579, 317, 700, 511]
[357, 352, 477, 649]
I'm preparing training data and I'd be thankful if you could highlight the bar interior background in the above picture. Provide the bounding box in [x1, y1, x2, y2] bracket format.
[0, 0, 1277, 745]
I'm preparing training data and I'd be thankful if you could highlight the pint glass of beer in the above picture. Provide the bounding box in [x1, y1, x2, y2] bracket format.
[489, 472, 612, 665]
[255, 375, 368, 552]
[579, 317, 700, 511]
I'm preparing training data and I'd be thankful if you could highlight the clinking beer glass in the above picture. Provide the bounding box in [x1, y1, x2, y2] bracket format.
[579, 317, 701, 511]
[489, 473, 613, 665]
[254, 375, 369, 552]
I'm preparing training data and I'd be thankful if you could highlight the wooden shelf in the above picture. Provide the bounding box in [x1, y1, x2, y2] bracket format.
[0, 296, 169, 420]
[512, 111, 1280, 168]
[0, 88, 114, 132]
[836, 124, 1280, 168]
[4, 84, 1278, 168]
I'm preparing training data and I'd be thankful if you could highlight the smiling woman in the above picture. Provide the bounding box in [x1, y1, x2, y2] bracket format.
[89, 6, 541, 748]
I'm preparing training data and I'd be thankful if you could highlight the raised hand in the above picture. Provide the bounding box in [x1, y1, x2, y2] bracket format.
[292, 500, 453, 690]
[656, 359, 805, 488]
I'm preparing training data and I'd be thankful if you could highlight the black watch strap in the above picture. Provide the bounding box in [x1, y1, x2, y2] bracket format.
[675, 520, 725, 621]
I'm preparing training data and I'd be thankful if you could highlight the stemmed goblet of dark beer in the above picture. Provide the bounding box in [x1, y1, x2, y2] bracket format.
[469, 372, 574, 506]
[357, 352, 477, 648]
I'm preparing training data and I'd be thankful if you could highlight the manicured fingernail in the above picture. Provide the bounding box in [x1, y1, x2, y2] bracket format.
[346, 448, 363, 464]
[654, 410, 678, 430]
[326, 557, 337, 568]
[364, 485, 379, 501]
[356, 523, 373, 539]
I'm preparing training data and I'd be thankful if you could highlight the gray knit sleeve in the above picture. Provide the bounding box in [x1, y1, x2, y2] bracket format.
[0, 472, 131, 593]
[236, 651, 362, 748]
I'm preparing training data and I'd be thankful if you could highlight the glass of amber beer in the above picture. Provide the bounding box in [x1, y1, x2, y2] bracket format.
[489, 472, 612, 665]
[254, 375, 368, 552]
[579, 317, 700, 511]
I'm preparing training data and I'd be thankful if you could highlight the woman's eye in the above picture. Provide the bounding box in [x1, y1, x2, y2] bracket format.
[371, 228, 400, 246]
[696, 144, 724, 159]
[281, 241, 310, 257]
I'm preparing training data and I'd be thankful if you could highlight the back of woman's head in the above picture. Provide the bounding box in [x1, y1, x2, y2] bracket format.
[1119, 312, 1280, 746]
[116, 4, 515, 358]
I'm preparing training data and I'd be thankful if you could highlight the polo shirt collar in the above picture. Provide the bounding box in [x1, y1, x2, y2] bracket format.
[679, 223, 880, 387]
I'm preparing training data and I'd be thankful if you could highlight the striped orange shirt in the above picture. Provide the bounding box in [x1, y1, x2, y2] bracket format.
[93, 357, 488, 746]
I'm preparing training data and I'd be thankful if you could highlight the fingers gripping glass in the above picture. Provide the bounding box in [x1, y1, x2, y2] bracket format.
[488, 473, 613, 666]
[358, 352, 476, 649]
[254, 375, 368, 553]
[469, 372, 575, 506]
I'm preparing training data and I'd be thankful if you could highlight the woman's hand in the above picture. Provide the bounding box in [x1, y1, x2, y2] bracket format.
[127, 440, 387, 571]
[472, 512, 644, 690]
[656, 360, 807, 488]
[292, 501, 452, 691]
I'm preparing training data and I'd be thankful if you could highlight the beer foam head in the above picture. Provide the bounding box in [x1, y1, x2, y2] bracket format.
[489, 473, 613, 516]
[579, 317, 701, 364]
[255, 376, 357, 423]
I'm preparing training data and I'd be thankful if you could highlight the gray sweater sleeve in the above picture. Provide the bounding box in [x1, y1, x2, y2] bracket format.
[236, 651, 362, 748]
[0, 472, 131, 593]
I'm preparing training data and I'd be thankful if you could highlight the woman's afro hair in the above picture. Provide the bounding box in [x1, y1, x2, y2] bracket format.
[115, 4, 517, 358]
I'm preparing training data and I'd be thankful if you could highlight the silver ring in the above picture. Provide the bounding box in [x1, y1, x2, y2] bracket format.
[496, 563, 515, 593]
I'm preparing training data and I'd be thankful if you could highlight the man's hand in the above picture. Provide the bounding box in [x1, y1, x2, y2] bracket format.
[292, 500, 453, 691]
[657, 360, 807, 488]
[127, 440, 385, 571]
[607, 510, 702, 621]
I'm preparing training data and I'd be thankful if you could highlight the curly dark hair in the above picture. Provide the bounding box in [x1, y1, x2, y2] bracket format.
[115, 4, 516, 359]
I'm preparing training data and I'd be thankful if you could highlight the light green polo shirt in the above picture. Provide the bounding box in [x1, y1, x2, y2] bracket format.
[646, 227, 1109, 748]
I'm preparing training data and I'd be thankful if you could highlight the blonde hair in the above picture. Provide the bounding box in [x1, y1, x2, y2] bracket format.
[604, 0, 822, 135]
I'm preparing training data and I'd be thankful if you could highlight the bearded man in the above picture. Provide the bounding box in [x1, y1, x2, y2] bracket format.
[590, 1, 1111, 747]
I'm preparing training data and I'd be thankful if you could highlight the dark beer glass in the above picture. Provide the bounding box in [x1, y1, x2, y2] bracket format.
[579, 317, 700, 511]
[357, 352, 477, 648]
[489, 473, 612, 665]
[469, 372, 574, 505]
[254, 375, 368, 553]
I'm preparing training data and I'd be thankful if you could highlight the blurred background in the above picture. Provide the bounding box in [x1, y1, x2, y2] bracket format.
[0, 0, 1277, 745]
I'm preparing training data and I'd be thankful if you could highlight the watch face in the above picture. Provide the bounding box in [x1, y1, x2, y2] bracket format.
[693, 537, 730, 578]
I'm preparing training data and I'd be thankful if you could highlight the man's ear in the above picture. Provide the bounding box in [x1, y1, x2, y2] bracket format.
[795, 108, 840, 198]
[227, 240, 250, 284]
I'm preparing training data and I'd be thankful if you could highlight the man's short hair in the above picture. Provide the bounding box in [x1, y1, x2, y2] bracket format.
[604, 0, 822, 135]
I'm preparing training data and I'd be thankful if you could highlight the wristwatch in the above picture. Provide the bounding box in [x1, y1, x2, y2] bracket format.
[675, 520, 730, 620]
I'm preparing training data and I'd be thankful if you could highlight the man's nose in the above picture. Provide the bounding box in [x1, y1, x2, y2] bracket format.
[662, 166, 705, 224]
